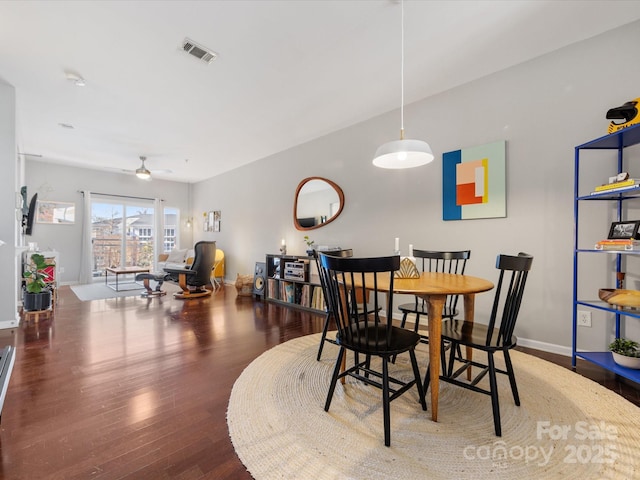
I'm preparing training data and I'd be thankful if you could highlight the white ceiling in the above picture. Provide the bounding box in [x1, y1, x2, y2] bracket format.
[1, 0, 640, 183]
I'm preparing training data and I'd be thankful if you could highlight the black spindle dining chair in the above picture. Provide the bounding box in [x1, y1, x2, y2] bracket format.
[320, 253, 427, 447]
[423, 252, 533, 437]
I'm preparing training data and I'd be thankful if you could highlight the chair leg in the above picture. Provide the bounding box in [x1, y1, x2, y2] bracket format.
[398, 311, 409, 329]
[392, 311, 411, 364]
[364, 354, 371, 379]
[316, 312, 332, 361]
[503, 349, 520, 406]
[325, 347, 345, 412]
[409, 348, 427, 411]
[382, 356, 391, 447]
[423, 363, 431, 394]
[446, 341, 458, 377]
[487, 353, 502, 436]
[413, 313, 422, 333]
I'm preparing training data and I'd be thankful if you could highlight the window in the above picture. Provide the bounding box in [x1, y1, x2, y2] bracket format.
[163, 208, 178, 252]
[90, 198, 182, 277]
[91, 199, 155, 275]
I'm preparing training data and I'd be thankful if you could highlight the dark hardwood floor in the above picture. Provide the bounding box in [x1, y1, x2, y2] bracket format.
[0, 284, 638, 479]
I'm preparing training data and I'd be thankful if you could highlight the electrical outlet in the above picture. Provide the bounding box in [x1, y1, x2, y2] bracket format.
[577, 310, 592, 327]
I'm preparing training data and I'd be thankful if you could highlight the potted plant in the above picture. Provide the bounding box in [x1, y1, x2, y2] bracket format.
[608, 338, 640, 369]
[22, 253, 53, 311]
[303, 236, 315, 256]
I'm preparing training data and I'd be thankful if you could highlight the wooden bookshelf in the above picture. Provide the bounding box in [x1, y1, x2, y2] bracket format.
[265, 254, 325, 313]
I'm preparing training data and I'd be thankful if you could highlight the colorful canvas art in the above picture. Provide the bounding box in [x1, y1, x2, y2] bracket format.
[442, 140, 506, 220]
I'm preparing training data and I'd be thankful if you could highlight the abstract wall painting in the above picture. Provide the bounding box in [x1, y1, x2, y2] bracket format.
[442, 140, 506, 221]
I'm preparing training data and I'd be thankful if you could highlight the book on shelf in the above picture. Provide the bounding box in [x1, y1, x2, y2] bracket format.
[594, 178, 638, 192]
[267, 278, 277, 299]
[595, 239, 640, 251]
[590, 183, 640, 195]
[301, 284, 310, 308]
[311, 286, 326, 311]
[281, 282, 295, 303]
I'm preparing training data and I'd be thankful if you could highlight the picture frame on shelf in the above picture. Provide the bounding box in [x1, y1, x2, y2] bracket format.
[608, 220, 640, 240]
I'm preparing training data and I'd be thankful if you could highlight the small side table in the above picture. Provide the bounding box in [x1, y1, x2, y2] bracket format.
[105, 266, 150, 291]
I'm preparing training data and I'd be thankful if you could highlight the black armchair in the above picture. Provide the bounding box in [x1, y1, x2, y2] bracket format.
[164, 241, 217, 299]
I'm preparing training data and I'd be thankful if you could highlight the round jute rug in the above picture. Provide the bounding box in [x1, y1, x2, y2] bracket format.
[227, 334, 639, 479]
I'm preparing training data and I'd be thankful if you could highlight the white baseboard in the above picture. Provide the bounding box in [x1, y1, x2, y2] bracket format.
[517, 337, 571, 357]
[0, 314, 20, 330]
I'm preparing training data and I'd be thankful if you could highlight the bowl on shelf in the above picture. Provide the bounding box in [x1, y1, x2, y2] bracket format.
[611, 351, 640, 369]
[598, 288, 640, 309]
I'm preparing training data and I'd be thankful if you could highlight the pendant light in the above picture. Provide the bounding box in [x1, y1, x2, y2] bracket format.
[373, 0, 434, 169]
[136, 156, 151, 180]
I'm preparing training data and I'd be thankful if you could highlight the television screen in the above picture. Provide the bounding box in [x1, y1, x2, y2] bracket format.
[24, 193, 37, 236]
[297, 217, 316, 228]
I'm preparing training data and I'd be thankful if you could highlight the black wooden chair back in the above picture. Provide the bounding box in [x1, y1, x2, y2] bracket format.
[485, 252, 533, 347]
[412, 249, 471, 316]
[313, 249, 354, 361]
[321, 255, 398, 352]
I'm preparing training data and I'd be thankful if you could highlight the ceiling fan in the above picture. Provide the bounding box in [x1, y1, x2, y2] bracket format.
[120, 156, 173, 180]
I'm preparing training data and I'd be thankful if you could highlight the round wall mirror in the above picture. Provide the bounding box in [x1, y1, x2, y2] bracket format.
[294, 177, 344, 231]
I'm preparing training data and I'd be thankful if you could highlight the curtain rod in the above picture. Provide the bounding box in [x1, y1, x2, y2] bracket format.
[78, 191, 163, 202]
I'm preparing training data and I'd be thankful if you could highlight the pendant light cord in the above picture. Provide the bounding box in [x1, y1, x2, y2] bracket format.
[400, 0, 405, 140]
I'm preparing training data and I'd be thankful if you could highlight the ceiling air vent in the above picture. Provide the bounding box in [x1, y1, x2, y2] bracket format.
[181, 38, 217, 64]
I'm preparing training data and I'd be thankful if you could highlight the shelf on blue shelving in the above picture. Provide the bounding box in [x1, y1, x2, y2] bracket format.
[576, 351, 640, 384]
[576, 123, 640, 150]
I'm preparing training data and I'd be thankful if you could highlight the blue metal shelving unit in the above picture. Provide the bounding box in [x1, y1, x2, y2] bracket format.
[572, 123, 640, 384]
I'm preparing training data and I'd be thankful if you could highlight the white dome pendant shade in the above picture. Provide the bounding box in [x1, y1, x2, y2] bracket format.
[373, 0, 433, 170]
[373, 130, 434, 169]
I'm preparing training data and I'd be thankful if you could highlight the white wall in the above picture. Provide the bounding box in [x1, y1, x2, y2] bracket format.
[190, 20, 640, 353]
[0, 80, 18, 328]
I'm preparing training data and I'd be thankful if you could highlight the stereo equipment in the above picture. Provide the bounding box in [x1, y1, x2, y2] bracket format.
[283, 261, 309, 281]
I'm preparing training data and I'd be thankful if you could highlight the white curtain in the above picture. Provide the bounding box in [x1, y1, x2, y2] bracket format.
[153, 198, 163, 272]
[78, 191, 93, 284]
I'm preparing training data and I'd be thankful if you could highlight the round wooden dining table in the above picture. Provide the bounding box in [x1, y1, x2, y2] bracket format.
[351, 271, 494, 422]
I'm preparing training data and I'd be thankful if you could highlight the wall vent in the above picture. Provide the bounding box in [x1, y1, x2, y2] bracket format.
[181, 38, 217, 64]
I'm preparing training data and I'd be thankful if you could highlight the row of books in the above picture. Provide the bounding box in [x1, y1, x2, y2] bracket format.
[590, 178, 640, 196]
[266, 278, 325, 309]
[594, 239, 640, 251]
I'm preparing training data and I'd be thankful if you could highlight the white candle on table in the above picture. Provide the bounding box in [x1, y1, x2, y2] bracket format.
[394, 237, 399, 253]
[409, 244, 413, 257]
